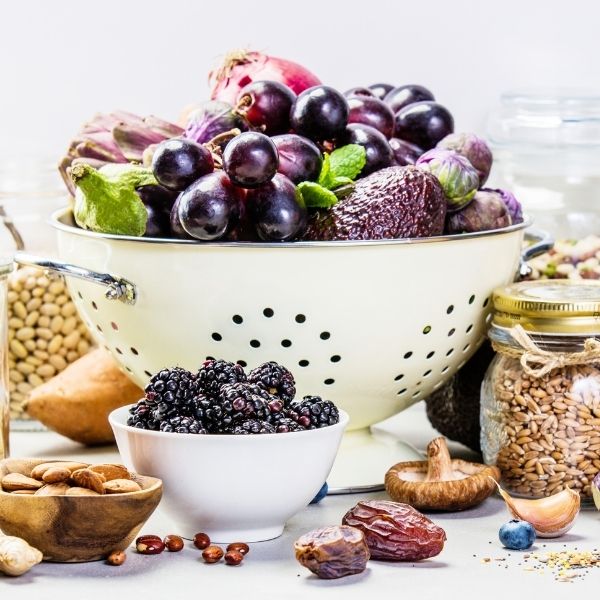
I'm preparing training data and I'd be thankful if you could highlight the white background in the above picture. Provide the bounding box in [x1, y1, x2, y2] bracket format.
[1, 0, 598, 160]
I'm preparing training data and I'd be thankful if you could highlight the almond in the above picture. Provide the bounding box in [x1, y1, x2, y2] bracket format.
[65, 487, 101, 497]
[35, 483, 71, 496]
[71, 468, 106, 494]
[31, 461, 89, 480]
[2, 473, 43, 492]
[103, 479, 142, 494]
[89, 464, 131, 482]
[11, 489, 36, 495]
[42, 467, 71, 484]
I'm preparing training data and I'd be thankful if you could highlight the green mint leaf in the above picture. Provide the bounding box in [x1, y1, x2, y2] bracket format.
[298, 181, 339, 209]
[329, 144, 366, 181]
[329, 175, 353, 189]
[317, 153, 333, 188]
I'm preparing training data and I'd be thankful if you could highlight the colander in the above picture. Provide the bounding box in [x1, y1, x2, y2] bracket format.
[16, 208, 548, 491]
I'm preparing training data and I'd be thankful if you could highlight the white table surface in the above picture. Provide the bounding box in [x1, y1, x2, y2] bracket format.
[3, 404, 599, 599]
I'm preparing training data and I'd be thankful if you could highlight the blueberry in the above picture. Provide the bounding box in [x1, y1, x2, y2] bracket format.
[498, 519, 536, 550]
[309, 482, 329, 505]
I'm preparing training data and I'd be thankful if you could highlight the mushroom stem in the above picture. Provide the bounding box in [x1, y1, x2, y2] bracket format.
[425, 437, 455, 482]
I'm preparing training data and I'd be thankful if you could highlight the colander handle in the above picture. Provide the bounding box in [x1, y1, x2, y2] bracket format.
[14, 252, 137, 305]
[519, 229, 554, 278]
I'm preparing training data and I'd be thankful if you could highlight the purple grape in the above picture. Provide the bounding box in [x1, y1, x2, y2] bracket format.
[144, 204, 171, 238]
[344, 87, 375, 98]
[223, 132, 279, 188]
[290, 86, 348, 141]
[368, 83, 395, 100]
[339, 124, 393, 176]
[347, 96, 395, 139]
[177, 171, 243, 240]
[389, 138, 424, 165]
[136, 184, 178, 211]
[384, 85, 435, 113]
[151, 138, 214, 191]
[236, 80, 296, 135]
[169, 195, 193, 239]
[271, 134, 323, 184]
[247, 174, 307, 241]
[394, 101, 454, 151]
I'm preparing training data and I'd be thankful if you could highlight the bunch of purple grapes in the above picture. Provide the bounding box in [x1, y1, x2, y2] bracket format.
[141, 80, 454, 241]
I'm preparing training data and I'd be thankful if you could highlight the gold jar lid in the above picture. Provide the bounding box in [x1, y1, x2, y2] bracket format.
[492, 280, 600, 334]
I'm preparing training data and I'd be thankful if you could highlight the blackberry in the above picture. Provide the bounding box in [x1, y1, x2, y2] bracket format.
[160, 416, 207, 434]
[292, 396, 339, 429]
[219, 382, 271, 422]
[198, 359, 247, 396]
[127, 399, 161, 431]
[192, 393, 234, 433]
[144, 367, 201, 412]
[248, 361, 296, 405]
[274, 417, 305, 433]
[229, 419, 276, 435]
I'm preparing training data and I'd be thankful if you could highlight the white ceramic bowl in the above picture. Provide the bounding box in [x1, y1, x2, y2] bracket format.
[109, 405, 348, 542]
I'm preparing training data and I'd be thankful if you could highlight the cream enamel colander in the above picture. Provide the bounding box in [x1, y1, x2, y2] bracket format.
[16, 208, 547, 491]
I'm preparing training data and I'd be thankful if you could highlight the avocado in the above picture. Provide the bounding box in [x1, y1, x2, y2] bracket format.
[303, 165, 446, 240]
[425, 340, 495, 452]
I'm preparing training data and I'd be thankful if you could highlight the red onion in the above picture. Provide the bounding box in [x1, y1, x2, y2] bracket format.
[209, 50, 321, 105]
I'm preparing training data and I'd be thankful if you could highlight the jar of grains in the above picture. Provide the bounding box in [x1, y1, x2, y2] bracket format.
[481, 280, 600, 501]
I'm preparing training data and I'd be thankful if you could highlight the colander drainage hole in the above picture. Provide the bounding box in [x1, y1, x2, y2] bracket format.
[448, 328, 455, 337]
[281, 339, 292, 348]
[125, 367, 132, 374]
[263, 308, 274, 318]
[91, 301, 98, 310]
[115, 347, 123, 355]
[320, 331, 331, 340]
[412, 391, 421, 398]
[416, 381, 422, 386]
[295, 314, 306, 323]
[466, 324, 473, 333]
[131, 347, 138, 356]
[394, 374, 404, 381]
[422, 325, 431, 334]
[441, 366, 449, 373]
[446, 348, 454, 356]
[324, 378, 334, 385]
[397, 388, 407, 395]
[212, 333, 222, 342]
[205, 355, 215, 361]
[250, 339, 261, 348]
[483, 297, 490, 308]
[463, 343, 471, 352]
[468, 294, 476, 304]
[403, 351, 413, 359]
[77, 291, 83, 300]
[330, 355, 341, 363]
[111, 322, 119, 331]
[96, 325, 102, 333]
[144, 370, 152, 377]
[299, 360, 309, 367]
[232, 314, 243, 324]
[426, 351, 435, 359]
[446, 304, 454, 314]
[423, 369, 432, 377]
[237, 360, 247, 367]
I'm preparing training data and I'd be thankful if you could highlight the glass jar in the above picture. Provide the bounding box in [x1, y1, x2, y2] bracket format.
[0, 257, 14, 459]
[482, 280, 600, 500]
[487, 89, 600, 239]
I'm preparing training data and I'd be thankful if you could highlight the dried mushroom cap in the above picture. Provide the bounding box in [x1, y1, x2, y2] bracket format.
[385, 437, 500, 511]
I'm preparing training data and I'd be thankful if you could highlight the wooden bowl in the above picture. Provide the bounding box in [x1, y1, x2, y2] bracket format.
[0, 458, 162, 562]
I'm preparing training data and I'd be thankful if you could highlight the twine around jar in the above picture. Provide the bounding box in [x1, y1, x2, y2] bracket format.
[492, 324, 600, 378]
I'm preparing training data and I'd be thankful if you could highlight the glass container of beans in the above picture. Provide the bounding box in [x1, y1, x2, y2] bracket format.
[0, 256, 14, 458]
[481, 280, 600, 500]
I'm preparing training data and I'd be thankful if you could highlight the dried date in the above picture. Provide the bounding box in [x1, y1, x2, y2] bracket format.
[342, 500, 446, 561]
[294, 525, 370, 579]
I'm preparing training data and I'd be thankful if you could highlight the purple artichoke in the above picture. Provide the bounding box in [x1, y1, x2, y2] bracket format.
[437, 132, 493, 186]
[416, 149, 479, 211]
[446, 189, 512, 234]
[481, 187, 523, 224]
[184, 100, 249, 148]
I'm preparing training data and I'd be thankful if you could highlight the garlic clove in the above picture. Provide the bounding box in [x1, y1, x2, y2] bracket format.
[493, 480, 580, 538]
[593, 473, 600, 511]
[0, 535, 43, 576]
